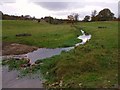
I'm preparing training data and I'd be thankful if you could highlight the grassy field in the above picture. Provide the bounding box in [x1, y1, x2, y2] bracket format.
[2, 20, 118, 88]
[2, 20, 81, 48]
[37, 21, 118, 88]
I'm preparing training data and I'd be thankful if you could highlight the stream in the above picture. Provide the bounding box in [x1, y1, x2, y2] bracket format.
[2, 30, 91, 88]
[2, 30, 91, 64]
[26, 30, 91, 63]
[2, 66, 43, 88]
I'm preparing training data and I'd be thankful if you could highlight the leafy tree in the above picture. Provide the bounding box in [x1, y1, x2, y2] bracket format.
[97, 8, 114, 21]
[118, 15, 120, 19]
[118, 15, 120, 21]
[44, 16, 54, 24]
[83, 15, 90, 22]
[67, 15, 74, 24]
[0, 11, 3, 20]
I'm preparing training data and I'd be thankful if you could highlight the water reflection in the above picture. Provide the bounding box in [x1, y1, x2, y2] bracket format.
[2, 30, 91, 64]
[26, 30, 91, 63]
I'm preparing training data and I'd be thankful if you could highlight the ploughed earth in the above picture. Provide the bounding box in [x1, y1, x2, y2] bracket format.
[2, 42, 38, 55]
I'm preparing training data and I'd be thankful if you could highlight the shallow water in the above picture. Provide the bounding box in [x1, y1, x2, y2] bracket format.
[2, 30, 91, 88]
[2, 30, 91, 64]
[75, 34, 91, 46]
[26, 30, 91, 63]
[26, 47, 76, 63]
[2, 66, 43, 88]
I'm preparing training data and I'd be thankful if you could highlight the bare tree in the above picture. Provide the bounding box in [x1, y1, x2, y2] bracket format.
[67, 15, 74, 24]
[73, 13, 79, 22]
[67, 13, 79, 25]
[91, 10, 97, 17]
[91, 10, 97, 21]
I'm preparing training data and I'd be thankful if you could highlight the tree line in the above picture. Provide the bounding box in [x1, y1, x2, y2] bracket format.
[83, 8, 119, 22]
[0, 11, 37, 20]
[0, 8, 119, 23]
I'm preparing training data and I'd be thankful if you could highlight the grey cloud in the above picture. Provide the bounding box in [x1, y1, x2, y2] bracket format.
[34, 2, 85, 11]
[34, 2, 71, 11]
[93, 2, 118, 17]
[0, 0, 15, 3]
[118, 1, 120, 17]
[33, 1, 118, 13]
[0, 0, 16, 5]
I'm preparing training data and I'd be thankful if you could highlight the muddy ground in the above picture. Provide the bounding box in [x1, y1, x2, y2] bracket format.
[2, 42, 38, 55]
[1, 43, 44, 88]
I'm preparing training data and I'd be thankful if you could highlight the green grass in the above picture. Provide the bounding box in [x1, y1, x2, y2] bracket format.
[2, 58, 41, 77]
[2, 58, 28, 70]
[2, 20, 81, 48]
[2, 20, 118, 88]
[37, 21, 118, 88]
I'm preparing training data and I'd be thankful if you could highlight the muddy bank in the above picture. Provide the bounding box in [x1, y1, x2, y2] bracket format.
[2, 30, 92, 64]
[2, 30, 92, 88]
[2, 42, 38, 55]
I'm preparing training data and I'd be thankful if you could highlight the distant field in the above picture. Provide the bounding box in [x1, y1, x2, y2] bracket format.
[2, 20, 81, 48]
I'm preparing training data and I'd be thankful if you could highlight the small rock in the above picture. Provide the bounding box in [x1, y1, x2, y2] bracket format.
[20, 64, 28, 67]
[59, 80, 63, 87]
[14, 58, 20, 60]
[16, 77, 19, 80]
[51, 82, 59, 86]
[35, 60, 43, 64]
[46, 72, 49, 75]
[40, 63, 43, 65]
[27, 63, 31, 67]
[79, 83, 82, 86]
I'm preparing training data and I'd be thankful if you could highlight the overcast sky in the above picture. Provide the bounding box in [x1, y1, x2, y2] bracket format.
[0, 0, 119, 20]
